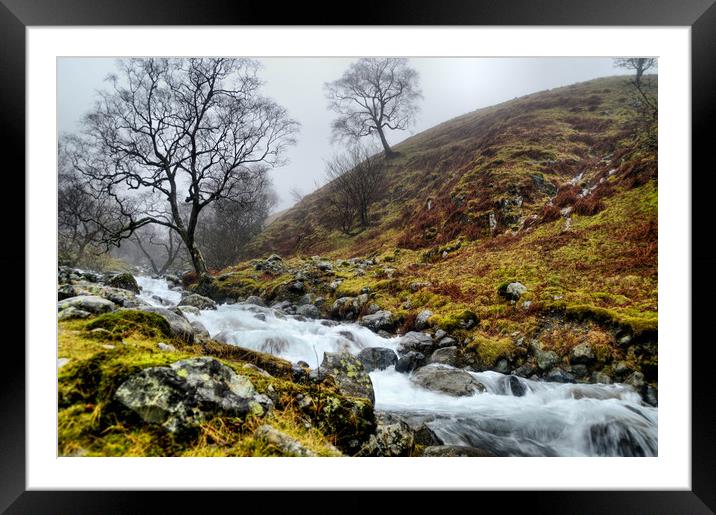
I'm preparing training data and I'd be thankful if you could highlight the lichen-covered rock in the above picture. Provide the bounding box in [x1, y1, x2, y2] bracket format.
[319, 352, 375, 404]
[532, 343, 560, 371]
[330, 294, 370, 320]
[356, 347, 398, 372]
[397, 331, 434, 355]
[136, 306, 195, 342]
[58, 295, 117, 315]
[410, 364, 486, 397]
[499, 282, 527, 301]
[358, 412, 414, 457]
[359, 310, 395, 332]
[58, 282, 145, 308]
[115, 357, 272, 434]
[427, 346, 460, 367]
[57, 306, 93, 320]
[570, 342, 595, 364]
[414, 309, 433, 330]
[179, 293, 217, 311]
[106, 272, 140, 293]
[255, 425, 321, 457]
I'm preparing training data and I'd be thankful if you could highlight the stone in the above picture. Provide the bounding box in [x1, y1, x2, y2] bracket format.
[570, 364, 589, 378]
[422, 445, 494, 457]
[135, 306, 195, 342]
[295, 304, 320, 319]
[245, 295, 265, 307]
[437, 336, 457, 348]
[397, 331, 434, 354]
[434, 329, 447, 340]
[58, 283, 143, 308]
[57, 306, 92, 320]
[255, 425, 319, 457]
[58, 295, 117, 315]
[356, 347, 398, 372]
[179, 293, 217, 311]
[414, 309, 433, 330]
[395, 351, 425, 373]
[177, 305, 200, 317]
[319, 352, 375, 404]
[513, 363, 535, 378]
[644, 385, 658, 407]
[508, 375, 527, 396]
[493, 358, 510, 374]
[545, 367, 575, 383]
[114, 357, 272, 434]
[592, 371, 612, 384]
[358, 412, 414, 457]
[625, 371, 646, 391]
[359, 310, 395, 332]
[570, 342, 595, 364]
[413, 424, 443, 446]
[410, 364, 486, 397]
[427, 346, 460, 367]
[157, 342, 177, 352]
[106, 272, 140, 293]
[613, 361, 632, 378]
[316, 261, 333, 272]
[533, 346, 560, 371]
[501, 282, 527, 301]
[57, 358, 70, 368]
[190, 321, 210, 343]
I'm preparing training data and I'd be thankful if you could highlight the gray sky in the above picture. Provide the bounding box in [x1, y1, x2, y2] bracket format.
[58, 57, 631, 211]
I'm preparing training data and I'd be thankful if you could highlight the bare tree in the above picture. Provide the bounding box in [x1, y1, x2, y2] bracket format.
[66, 58, 299, 278]
[324, 144, 386, 230]
[614, 58, 656, 88]
[325, 58, 422, 157]
[130, 225, 187, 275]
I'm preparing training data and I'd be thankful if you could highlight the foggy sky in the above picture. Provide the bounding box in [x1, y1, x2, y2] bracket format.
[58, 57, 631, 212]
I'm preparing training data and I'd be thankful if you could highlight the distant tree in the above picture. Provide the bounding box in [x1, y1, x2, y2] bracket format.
[325, 58, 422, 157]
[324, 144, 386, 231]
[129, 225, 187, 276]
[289, 187, 304, 204]
[614, 58, 656, 88]
[67, 58, 298, 278]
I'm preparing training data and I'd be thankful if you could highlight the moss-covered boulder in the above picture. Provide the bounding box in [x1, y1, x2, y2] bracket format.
[107, 272, 140, 294]
[319, 352, 375, 405]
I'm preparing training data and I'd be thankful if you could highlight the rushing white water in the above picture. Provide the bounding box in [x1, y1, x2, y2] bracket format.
[136, 276, 658, 457]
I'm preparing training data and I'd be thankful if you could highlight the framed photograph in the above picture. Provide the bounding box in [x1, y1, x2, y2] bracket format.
[4, 0, 714, 511]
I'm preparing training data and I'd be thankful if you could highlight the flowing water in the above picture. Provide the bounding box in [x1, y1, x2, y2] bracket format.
[137, 276, 658, 457]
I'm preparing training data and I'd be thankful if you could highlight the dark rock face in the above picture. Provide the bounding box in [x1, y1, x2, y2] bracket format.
[319, 352, 375, 404]
[114, 357, 272, 434]
[356, 347, 398, 372]
[397, 331, 434, 355]
[395, 351, 425, 373]
[410, 365, 486, 397]
[422, 445, 495, 457]
[179, 293, 217, 311]
[359, 310, 395, 332]
[106, 272, 140, 294]
[508, 375, 527, 397]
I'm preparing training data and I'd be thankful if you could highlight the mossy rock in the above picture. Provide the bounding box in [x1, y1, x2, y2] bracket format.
[106, 272, 140, 293]
[85, 310, 172, 340]
[430, 309, 479, 332]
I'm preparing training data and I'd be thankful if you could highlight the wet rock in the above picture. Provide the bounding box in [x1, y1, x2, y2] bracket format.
[427, 346, 460, 367]
[422, 445, 494, 457]
[414, 309, 433, 330]
[570, 342, 595, 364]
[255, 425, 318, 457]
[58, 295, 117, 315]
[360, 310, 395, 332]
[358, 412, 414, 457]
[106, 272, 140, 293]
[545, 367, 575, 383]
[319, 352, 375, 404]
[613, 361, 632, 379]
[625, 371, 646, 391]
[592, 371, 612, 384]
[295, 304, 320, 319]
[245, 295, 266, 307]
[414, 424, 443, 446]
[533, 346, 560, 371]
[493, 358, 510, 374]
[115, 357, 272, 434]
[508, 375, 527, 396]
[331, 295, 369, 320]
[410, 364, 486, 397]
[179, 293, 217, 311]
[397, 331, 434, 354]
[570, 364, 589, 378]
[356, 347, 398, 372]
[190, 320, 210, 343]
[644, 385, 658, 407]
[513, 363, 535, 378]
[136, 306, 194, 342]
[395, 351, 425, 373]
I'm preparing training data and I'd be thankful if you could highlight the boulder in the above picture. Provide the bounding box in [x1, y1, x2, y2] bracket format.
[570, 342, 595, 364]
[176, 305, 200, 317]
[58, 295, 117, 315]
[397, 331, 434, 355]
[427, 346, 460, 367]
[437, 336, 458, 348]
[136, 306, 195, 342]
[190, 320, 210, 343]
[499, 281, 527, 301]
[359, 310, 395, 332]
[114, 357, 272, 434]
[493, 358, 510, 374]
[57, 306, 92, 320]
[295, 304, 320, 319]
[422, 445, 494, 457]
[410, 364, 486, 397]
[533, 347, 560, 371]
[591, 371, 612, 384]
[508, 375, 527, 396]
[58, 283, 144, 308]
[106, 272, 140, 293]
[356, 347, 399, 372]
[245, 295, 265, 307]
[319, 352, 375, 404]
[625, 371, 646, 391]
[179, 293, 217, 311]
[414, 309, 433, 330]
[545, 367, 575, 383]
[395, 351, 425, 373]
[413, 424, 443, 446]
[157, 342, 177, 352]
[255, 425, 319, 457]
[358, 412, 414, 457]
[330, 295, 369, 320]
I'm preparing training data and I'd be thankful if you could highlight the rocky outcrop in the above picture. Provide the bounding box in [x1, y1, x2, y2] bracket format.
[115, 357, 272, 434]
[410, 364, 486, 397]
[319, 352, 375, 404]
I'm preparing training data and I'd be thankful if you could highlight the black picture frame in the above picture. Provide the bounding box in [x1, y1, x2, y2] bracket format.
[2, 0, 714, 512]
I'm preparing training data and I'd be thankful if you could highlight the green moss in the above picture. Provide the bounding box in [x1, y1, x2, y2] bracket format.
[560, 303, 657, 336]
[85, 310, 172, 340]
[467, 334, 514, 368]
[429, 309, 479, 332]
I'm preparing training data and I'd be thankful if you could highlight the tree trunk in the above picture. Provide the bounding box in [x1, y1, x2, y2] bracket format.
[187, 240, 209, 278]
[375, 125, 394, 157]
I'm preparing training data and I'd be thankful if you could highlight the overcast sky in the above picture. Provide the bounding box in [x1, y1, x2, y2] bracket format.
[58, 57, 631, 211]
